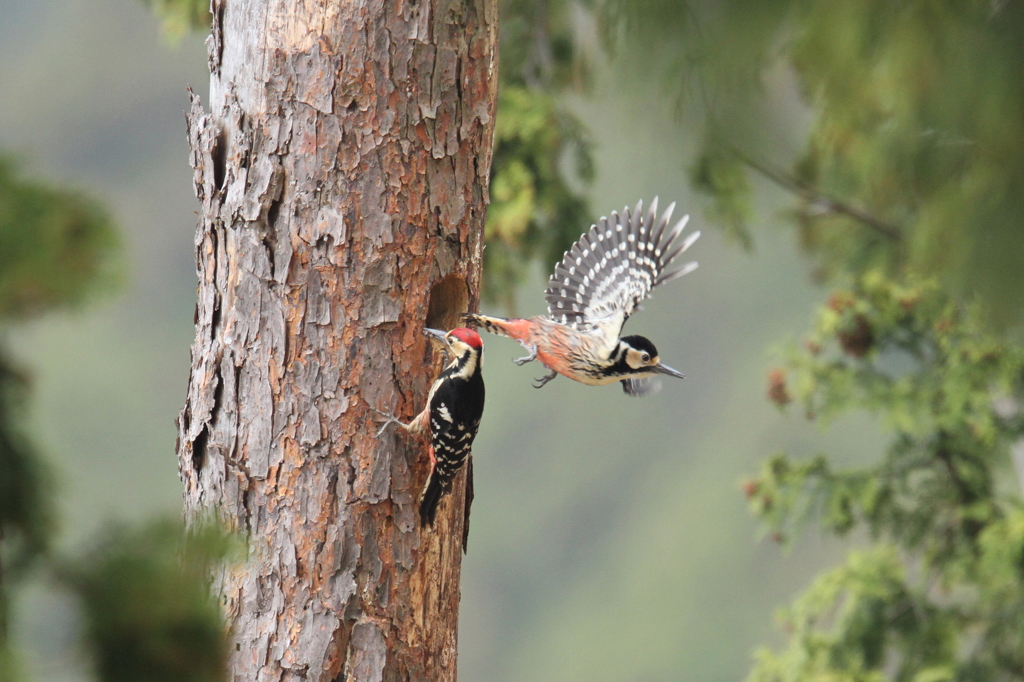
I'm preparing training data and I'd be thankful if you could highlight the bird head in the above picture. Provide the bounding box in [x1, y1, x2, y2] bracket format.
[617, 335, 685, 380]
[424, 327, 484, 375]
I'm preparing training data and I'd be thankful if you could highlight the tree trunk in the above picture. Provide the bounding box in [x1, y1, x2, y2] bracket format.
[175, 1, 498, 680]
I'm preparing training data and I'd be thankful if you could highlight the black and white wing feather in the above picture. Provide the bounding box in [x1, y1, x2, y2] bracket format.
[544, 198, 700, 345]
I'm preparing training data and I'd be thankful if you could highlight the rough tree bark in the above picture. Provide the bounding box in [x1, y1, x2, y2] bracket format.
[175, 1, 498, 680]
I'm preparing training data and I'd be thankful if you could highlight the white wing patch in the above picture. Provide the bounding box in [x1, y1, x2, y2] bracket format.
[544, 198, 700, 344]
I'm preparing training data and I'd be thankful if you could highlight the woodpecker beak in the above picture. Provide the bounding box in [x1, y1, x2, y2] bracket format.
[654, 362, 686, 379]
[423, 327, 449, 344]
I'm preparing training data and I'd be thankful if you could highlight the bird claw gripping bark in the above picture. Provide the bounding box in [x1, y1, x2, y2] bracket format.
[514, 342, 538, 366]
[369, 407, 405, 438]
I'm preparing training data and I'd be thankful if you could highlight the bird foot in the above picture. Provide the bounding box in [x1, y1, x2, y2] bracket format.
[514, 343, 538, 366]
[369, 407, 406, 437]
[533, 370, 558, 389]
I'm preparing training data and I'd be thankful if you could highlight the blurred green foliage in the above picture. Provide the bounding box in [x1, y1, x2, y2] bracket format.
[754, 276, 1024, 551]
[0, 358, 54, 580]
[601, 0, 1024, 328]
[486, 0, 595, 308]
[0, 158, 120, 320]
[690, 151, 753, 250]
[140, 0, 210, 41]
[0, 156, 119, 673]
[0, 357, 54, 675]
[0, 360, 51, 682]
[585, 1, 1024, 679]
[748, 276, 1024, 679]
[748, 547, 952, 682]
[0, 148, 229, 680]
[787, 1, 1024, 321]
[486, 84, 593, 308]
[62, 520, 234, 682]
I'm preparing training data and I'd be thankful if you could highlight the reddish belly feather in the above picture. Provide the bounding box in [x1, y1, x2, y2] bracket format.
[492, 316, 593, 383]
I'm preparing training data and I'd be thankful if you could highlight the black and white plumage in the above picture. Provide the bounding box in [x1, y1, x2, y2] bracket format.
[375, 327, 485, 528]
[463, 198, 699, 396]
[544, 197, 700, 344]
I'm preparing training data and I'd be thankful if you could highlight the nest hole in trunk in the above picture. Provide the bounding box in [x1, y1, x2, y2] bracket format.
[425, 274, 469, 332]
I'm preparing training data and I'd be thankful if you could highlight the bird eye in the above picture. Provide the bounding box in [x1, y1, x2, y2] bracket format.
[641, 353, 651, 363]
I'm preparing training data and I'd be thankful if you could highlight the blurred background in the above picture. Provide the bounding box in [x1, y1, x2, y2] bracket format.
[4, 1, 1023, 681]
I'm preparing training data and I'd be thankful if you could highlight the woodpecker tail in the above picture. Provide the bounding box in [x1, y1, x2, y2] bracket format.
[419, 466, 453, 527]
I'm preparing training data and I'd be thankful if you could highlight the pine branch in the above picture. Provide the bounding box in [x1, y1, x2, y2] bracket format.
[733, 149, 903, 242]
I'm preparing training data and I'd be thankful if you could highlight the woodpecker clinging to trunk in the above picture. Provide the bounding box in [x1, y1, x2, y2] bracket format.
[463, 198, 699, 397]
[375, 327, 485, 527]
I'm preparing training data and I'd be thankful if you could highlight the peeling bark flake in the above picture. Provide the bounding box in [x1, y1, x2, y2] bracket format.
[348, 622, 386, 682]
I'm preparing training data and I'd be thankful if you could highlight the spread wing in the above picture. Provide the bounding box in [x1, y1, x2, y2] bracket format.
[544, 197, 700, 344]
